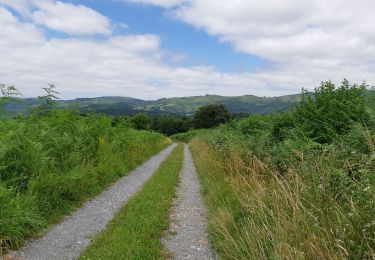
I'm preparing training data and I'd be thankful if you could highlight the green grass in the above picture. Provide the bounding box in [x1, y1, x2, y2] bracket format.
[188, 125, 375, 258]
[184, 81, 375, 259]
[0, 110, 169, 254]
[80, 143, 184, 260]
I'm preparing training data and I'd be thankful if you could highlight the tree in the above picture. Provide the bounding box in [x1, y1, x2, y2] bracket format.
[193, 104, 231, 129]
[293, 80, 368, 143]
[131, 113, 150, 130]
[38, 84, 60, 112]
[0, 83, 21, 114]
[150, 116, 192, 136]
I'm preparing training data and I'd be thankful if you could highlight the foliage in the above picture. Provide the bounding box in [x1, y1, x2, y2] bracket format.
[0, 184, 43, 254]
[193, 104, 231, 129]
[293, 80, 369, 143]
[127, 114, 193, 136]
[130, 113, 151, 130]
[80, 144, 184, 259]
[150, 116, 192, 136]
[0, 84, 21, 115]
[4, 94, 303, 117]
[38, 84, 60, 113]
[0, 110, 168, 253]
[188, 80, 375, 259]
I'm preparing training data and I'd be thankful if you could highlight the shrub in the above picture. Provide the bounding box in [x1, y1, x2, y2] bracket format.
[294, 80, 369, 143]
[130, 113, 150, 130]
[0, 110, 168, 253]
[193, 104, 230, 129]
[0, 184, 44, 252]
[189, 80, 375, 258]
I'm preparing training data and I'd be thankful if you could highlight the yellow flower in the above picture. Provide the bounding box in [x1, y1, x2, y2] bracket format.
[98, 136, 105, 145]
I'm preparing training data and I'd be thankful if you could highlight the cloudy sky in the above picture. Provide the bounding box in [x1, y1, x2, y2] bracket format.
[0, 0, 374, 99]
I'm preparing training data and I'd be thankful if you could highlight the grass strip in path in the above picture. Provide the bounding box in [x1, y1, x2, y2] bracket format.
[13, 144, 176, 260]
[162, 144, 215, 259]
[80, 143, 184, 260]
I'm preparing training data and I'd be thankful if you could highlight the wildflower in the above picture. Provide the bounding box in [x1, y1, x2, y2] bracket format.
[98, 136, 105, 145]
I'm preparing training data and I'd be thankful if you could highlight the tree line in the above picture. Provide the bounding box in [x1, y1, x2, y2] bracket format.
[125, 104, 231, 135]
[1, 83, 233, 136]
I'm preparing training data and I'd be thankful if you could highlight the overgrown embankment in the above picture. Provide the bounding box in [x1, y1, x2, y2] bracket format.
[0, 110, 169, 254]
[188, 81, 375, 259]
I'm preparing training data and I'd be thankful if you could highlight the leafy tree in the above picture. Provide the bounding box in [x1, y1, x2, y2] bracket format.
[237, 114, 272, 136]
[150, 116, 192, 136]
[111, 116, 131, 128]
[131, 113, 150, 130]
[0, 83, 21, 105]
[271, 112, 296, 141]
[193, 104, 231, 129]
[294, 80, 369, 143]
[0, 84, 22, 116]
[38, 84, 60, 112]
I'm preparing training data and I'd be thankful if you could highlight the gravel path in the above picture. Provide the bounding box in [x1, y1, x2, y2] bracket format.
[163, 144, 216, 260]
[13, 144, 176, 260]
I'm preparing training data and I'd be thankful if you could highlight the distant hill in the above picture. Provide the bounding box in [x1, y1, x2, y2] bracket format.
[4, 94, 302, 116]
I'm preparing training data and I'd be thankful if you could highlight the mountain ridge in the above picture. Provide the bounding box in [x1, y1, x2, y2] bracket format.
[4, 94, 302, 116]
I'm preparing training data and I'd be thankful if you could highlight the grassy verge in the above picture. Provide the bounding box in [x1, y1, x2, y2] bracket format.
[189, 139, 244, 259]
[0, 111, 170, 254]
[187, 82, 375, 259]
[190, 132, 375, 259]
[80, 143, 184, 260]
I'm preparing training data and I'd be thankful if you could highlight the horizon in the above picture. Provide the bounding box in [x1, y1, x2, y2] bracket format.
[17, 92, 304, 101]
[0, 0, 374, 99]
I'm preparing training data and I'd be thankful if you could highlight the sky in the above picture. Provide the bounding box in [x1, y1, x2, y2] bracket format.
[0, 0, 374, 99]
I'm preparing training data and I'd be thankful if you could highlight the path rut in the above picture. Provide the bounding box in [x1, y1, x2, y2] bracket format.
[13, 144, 176, 260]
[163, 144, 216, 260]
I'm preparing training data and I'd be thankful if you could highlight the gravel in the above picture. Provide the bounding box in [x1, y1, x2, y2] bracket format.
[13, 144, 176, 260]
[163, 144, 216, 260]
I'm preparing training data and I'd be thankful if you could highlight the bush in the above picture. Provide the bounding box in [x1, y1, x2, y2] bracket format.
[0, 110, 168, 252]
[294, 80, 369, 143]
[189, 80, 375, 258]
[150, 116, 192, 136]
[130, 113, 150, 130]
[0, 184, 44, 252]
[193, 104, 230, 129]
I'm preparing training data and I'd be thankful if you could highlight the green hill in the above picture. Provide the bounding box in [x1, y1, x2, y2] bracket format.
[4, 94, 302, 116]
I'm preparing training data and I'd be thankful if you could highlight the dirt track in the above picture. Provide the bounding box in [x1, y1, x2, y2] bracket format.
[13, 144, 176, 260]
[162, 144, 216, 260]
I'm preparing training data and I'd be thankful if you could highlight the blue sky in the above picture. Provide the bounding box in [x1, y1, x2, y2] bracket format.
[60, 0, 266, 73]
[0, 0, 373, 99]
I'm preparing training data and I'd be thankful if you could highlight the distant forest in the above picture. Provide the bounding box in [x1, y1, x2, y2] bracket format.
[4, 94, 302, 117]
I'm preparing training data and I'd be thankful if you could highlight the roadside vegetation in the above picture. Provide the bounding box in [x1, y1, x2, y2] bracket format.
[129, 113, 193, 136]
[184, 80, 375, 259]
[3, 79, 375, 258]
[0, 85, 169, 255]
[80, 144, 184, 259]
[128, 103, 231, 136]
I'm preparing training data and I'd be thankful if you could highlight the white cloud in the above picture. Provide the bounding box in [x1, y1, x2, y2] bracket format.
[32, 0, 112, 35]
[108, 35, 161, 53]
[171, 0, 375, 84]
[0, 0, 31, 15]
[0, 5, 277, 99]
[0, 0, 374, 100]
[0, 0, 112, 35]
[125, 0, 185, 8]
[123, 0, 375, 64]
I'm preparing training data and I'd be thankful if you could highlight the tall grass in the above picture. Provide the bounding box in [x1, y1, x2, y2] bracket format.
[189, 81, 375, 259]
[191, 132, 375, 259]
[0, 110, 169, 254]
